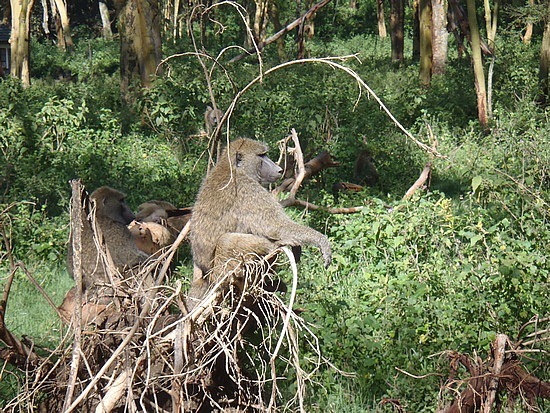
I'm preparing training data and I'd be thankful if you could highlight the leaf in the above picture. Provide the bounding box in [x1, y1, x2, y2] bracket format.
[471, 176, 482, 192]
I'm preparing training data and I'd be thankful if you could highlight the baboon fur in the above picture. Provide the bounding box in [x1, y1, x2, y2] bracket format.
[67, 186, 149, 291]
[205, 105, 224, 135]
[188, 138, 331, 308]
[353, 149, 379, 187]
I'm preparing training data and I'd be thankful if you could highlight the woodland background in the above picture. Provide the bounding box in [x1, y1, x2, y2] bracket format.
[0, 0, 549, 410]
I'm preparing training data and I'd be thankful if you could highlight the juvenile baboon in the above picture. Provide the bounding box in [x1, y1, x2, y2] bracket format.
[353, 149, 379, 187]
[67, 186, 149, 291]
[136, 200, 177, 222]
[188, 138, 332, 308]
[204, 105, 224, 136]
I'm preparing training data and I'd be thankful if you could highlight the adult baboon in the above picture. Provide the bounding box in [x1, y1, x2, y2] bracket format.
[67, 186, 149, 291]
[353, 149, 379, 186]
[188, 138, 332, 308]
[204, 105, 224, 136]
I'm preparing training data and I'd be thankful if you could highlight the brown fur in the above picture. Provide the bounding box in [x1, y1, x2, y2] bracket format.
[187, 138, 331, 309]
[205, 105, 224, 136]
[67, 186, 149, 291]
[353, 149, 379, 186]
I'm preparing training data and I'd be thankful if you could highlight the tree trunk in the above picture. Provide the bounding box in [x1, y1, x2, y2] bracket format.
[539, 0, 550, 104]
[523, 0, 534, 44]
[431, 0, 448, 75]
[390, 0, 404, 64]
[52, 0, 73, 50]
[270, 1, 286, 61]
[10, 0, 35, 87]
[253, 0, 270, 43]
[419, 0, 432, 84]
[117, 0, 162, 101]
[98, 0, 113, 40]
[377, 0, 387, 38]
[466, 0, 488, 128]
[483, 0, 498, 51]
[413, 0, 420, 59]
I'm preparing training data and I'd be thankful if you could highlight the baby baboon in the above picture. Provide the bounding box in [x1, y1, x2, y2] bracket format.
[353, 149, 379, 187]
[67, 186, 149, 290]
[204, 105, 224, 136]
[188, 138, 332, 307]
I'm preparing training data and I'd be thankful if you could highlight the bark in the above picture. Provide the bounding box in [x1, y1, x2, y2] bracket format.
[117, 0, 162, 100]
[483, 0, 498, 50]
[466, 0, 488, 128]
[230, 0, 333, 63]
[538, 0, 550, 104]
[377, 0, 387, 38]
[390, 0, 404, 64]
[9, 0, 35, 87]
[419, 0, 433, 84]
[98, 0, 113, 40]
[253, 0, 270, 43]
[52, 0, 73, 50]
[270, 1, 286, 61]
[413, 0, 420, 59]
[431, 0, 448, 75]
[523, 0, 534, 44]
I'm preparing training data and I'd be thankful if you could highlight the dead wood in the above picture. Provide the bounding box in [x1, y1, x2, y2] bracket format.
[274, 150, 340, 196]
[0, 182, 336, 412]
[439, 330, 550, 413]
[403, 162, 432, 200]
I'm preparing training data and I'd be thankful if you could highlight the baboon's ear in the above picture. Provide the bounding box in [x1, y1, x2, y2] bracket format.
[236, 152, 244, 167]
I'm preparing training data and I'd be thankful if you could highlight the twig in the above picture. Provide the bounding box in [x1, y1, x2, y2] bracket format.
[63, 179, 84, 412]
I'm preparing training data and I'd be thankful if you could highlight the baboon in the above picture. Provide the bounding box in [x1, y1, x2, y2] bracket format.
[204, 105, 224, 136]
[188, 138, 332, 309]
[136, 200, 177, 222]
[67, 186, 149, 291]
[353, 149, 379, 187]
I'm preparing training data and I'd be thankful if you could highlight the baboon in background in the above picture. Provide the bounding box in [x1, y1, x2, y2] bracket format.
[188, 138, 332, 308]
[353, 149, 379, 187]
[136, 200, 178, 222]
[67, 186, 149, 291]
[204, 105, 224, 136]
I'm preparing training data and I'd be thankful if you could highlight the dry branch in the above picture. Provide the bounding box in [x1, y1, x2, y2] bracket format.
[403, 162, 432, 200]
[229, 0, 334, 63]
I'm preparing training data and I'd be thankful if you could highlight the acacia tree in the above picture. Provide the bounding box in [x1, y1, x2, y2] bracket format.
[539, 0, 550, 104]
[419, 0, 432, 84]
[51, 0, 73, 50]
[377, 0, 387, 38]
[117, 0, 162, 101]
[466, 0, 488, 128]
[9, 0, 34, 87]
[390, 0, 404, 63]
[431, 0, 448, 75]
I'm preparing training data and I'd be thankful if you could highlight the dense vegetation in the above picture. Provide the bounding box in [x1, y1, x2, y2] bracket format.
[0, 1, 549, 410]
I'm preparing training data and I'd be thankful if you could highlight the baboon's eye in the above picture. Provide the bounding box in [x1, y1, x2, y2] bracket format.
[236, 153, 244, 167]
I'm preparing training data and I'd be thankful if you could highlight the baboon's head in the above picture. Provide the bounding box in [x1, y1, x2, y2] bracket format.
[226, 138, 283, 185]
[90, 186, 135, 225]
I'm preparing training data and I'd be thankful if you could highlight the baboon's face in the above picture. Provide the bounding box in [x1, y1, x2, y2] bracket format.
[92, 188, 135, 225]
[234, 140, 283, 185]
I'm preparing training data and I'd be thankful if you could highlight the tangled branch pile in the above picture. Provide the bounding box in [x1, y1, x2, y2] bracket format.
[0, 182, 331, 412]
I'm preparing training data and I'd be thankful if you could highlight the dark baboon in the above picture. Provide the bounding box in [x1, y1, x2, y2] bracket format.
[188, 138, 332, 308]
[204, 105, 224, 136]
[67, 186, 149, 291]
[353, 149, 379, 186]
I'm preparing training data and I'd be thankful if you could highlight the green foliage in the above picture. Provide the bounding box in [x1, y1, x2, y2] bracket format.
[1, 15, 550, 412]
